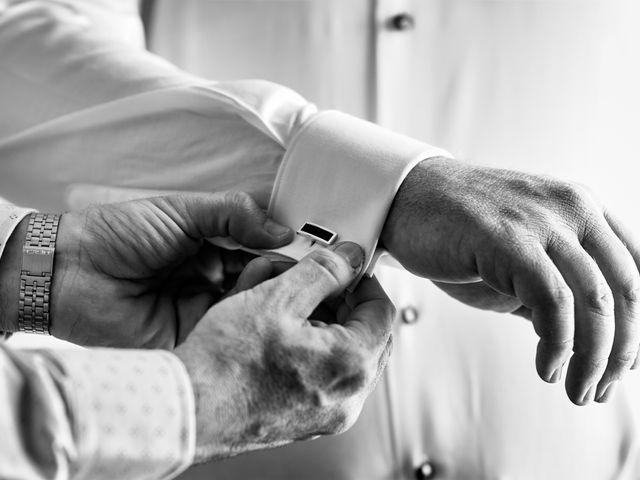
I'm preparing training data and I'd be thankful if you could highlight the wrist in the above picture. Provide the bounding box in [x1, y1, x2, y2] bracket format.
[380, 156, 451, 252]
[0, 217, 30, 332]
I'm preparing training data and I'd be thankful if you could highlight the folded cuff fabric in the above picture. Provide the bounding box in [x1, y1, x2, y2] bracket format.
[267, 110, 452, 278]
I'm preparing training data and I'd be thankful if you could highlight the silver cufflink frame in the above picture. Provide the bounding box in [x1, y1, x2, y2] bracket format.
[297, 222, 338, 246]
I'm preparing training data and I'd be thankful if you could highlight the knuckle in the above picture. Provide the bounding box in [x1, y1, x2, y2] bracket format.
[619, 278, 640, 306]
[545, 231, 571, 253]
[539, 336, 574, 348]
[502, 175, 546, 200]
[551, 181, 589, 210]
[571, 350, 609, 370]
[486, 219, 532, 248]
[493, 206, 524, 227]
[316, 348, 368, 397]
[539, 284, 574, 314]
[548, 182, 603, 235]
[308, 250, 346, 285]
[608, 351, 637, 374]
[584, 285, 615, 316]
[225, 191, 254, 210]
[554, 285, 575, 305]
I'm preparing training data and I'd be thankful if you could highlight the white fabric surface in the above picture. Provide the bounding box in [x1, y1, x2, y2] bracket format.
[0, 205, 33, 261]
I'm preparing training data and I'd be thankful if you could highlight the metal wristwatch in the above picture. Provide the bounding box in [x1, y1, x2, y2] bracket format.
[18, 213, 61, 334]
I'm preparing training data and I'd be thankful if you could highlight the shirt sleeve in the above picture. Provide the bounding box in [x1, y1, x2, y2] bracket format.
[0, 0, 451, 270]
[0, 203, 35, 339]
[0, 344, 195, 480]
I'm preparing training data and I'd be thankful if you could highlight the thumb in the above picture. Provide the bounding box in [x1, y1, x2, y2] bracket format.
[153, 192, 293, 249]
[269, 242, 364, 319]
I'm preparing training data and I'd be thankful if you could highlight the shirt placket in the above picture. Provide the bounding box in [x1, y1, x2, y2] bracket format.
[373, 1, 438, 478]
[374, 0, 417, 133]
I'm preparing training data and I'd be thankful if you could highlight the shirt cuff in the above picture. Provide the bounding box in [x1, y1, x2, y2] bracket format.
[266, 110, 451, 278]
[0, 204, 35, 260]
[51, 348, 195, 479]
[0, 205, 35, 339]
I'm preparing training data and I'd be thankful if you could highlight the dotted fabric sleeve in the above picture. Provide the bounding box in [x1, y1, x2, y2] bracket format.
[0, 204, 34, 261]
[0, 346, 195, 479]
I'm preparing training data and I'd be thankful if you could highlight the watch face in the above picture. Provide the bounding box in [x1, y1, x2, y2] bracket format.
[297, 222, 337, 246]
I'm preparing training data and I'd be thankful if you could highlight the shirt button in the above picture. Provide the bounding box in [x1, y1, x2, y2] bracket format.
[415, 461, 436, 479]
[401, 306, 419, 325]
[389, 13, 416, 31]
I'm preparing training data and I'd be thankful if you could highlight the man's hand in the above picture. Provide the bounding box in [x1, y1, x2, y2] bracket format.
[381, 157, 640, 405]
[175, 243, 394, 463]
[49, 192, 293, 348]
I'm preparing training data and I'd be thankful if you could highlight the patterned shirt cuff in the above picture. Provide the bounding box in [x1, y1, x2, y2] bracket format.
[51, 348, 195, 479]
[0, 204, 35, 261]
[0, 205, 36, 338]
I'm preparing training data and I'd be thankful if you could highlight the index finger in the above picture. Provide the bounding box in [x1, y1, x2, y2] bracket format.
[508, 244, 575, 384]
[155, 191, 293, 248]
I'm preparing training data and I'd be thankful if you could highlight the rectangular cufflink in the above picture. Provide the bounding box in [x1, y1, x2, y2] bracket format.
[297, 222, 337, 246]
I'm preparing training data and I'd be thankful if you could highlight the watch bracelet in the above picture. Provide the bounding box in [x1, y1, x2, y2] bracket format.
[18, 213, 61, 334]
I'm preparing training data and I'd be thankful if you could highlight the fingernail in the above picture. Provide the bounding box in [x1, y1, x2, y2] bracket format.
[264, 219, 291, 237]
[580, 384, 596, 405]
[596, 381, 618, 403]
[546, 359, 566, 384]
[333, 242, 364, 271]
[632, 355, 640, 370]
[548, 366, 563, 384]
